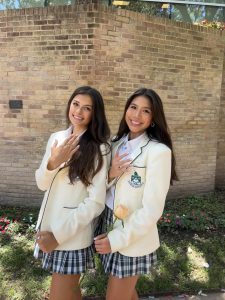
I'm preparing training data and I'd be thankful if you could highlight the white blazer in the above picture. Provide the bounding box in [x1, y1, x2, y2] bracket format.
[107, 133, 171, 257]
[35, 127, 109, 251]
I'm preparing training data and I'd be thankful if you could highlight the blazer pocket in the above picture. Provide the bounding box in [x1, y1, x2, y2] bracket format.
[63, 206, 78, 209]
[132, 164, 146, 169]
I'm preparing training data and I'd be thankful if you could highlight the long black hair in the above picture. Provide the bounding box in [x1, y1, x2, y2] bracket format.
[66, 86, 110, 186]
[114, 88, 178, 184]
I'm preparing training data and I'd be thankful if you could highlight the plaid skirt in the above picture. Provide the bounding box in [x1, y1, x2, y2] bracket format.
[35, 245, 95, 274]
[96, 205, 157, 279]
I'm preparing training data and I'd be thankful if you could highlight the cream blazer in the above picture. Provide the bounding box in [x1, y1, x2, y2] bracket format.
[107, 133, 171, 257]
[35, 127, 109, 251]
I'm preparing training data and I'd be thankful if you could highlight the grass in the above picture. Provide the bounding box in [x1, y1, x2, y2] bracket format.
[0, 190, 225, 299]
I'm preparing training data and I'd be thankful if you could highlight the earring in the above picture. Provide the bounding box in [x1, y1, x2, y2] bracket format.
[151, 122, 155, 127]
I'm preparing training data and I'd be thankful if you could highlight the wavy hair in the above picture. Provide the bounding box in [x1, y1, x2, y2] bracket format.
[66, 86, 110, 186]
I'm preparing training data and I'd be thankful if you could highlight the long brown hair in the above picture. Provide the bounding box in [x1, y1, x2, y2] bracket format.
[114, 88, 178, 184]
[66, 86, 110, 186]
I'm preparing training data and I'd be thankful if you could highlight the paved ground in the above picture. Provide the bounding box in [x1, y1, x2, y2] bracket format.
[140, 292, 225, 300]
[85, 292, 225, 299]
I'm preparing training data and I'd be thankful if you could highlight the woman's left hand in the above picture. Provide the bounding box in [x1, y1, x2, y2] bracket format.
[94, 234, 112, 254]
[36, 231, 59, 253]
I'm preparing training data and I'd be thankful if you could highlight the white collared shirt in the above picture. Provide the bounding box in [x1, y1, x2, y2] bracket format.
[106, 132, 146, 209]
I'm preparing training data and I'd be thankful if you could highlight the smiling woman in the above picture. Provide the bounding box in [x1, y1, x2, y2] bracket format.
[68, 95, 93, 134]
[34, 86, 110, 300]
[94, 87, 178, 300]
[125, 95, 153, 140]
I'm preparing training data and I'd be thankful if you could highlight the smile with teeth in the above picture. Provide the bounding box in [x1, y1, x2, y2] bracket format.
[130, 120, 141, 126]
[72, 114, 83, 121]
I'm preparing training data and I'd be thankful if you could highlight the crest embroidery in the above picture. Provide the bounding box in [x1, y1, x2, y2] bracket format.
[128, 171, 143, 188]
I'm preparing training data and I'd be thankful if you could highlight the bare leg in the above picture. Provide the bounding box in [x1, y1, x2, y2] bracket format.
[131, 289, 139, 300]
[106, 275, 139, 300]
[49, 273, 82, 300]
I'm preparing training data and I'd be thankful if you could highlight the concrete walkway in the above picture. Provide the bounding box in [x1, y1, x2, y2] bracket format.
[85, 292, 225, 299]
[140, 292, 225, 300]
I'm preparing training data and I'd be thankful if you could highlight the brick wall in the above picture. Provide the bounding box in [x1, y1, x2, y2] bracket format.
[216, 50, 225, 189]
[0, 1, 224, 206]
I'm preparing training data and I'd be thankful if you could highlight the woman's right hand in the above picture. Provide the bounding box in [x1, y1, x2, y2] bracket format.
[47, 134, 80, 170]
[94, 233, 112, 254]
[108, 151, 132, 181]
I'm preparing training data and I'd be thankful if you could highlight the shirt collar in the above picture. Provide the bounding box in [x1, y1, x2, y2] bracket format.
[125, 132, 146, 152]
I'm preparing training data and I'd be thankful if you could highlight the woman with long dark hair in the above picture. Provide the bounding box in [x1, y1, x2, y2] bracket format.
[35, 86, 110, 300]
[95, 88, 178, 300]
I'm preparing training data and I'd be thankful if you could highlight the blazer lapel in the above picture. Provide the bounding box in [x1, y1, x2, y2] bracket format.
[58, 126, 73, 145]
[113, 133, 150, 212]
[130, 133, 150, 163]
[112, 136, 127, 157]
[112, 133, 151, 163]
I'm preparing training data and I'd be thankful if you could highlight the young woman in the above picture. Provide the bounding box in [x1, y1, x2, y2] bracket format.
[95, 88, 178, 300]
[35, 86, 110, 300]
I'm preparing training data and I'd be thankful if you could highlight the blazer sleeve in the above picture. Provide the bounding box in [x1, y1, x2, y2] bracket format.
[107, 145, 171, 253]
[35, 133, 62, 191]
[52, 144, 109, 245]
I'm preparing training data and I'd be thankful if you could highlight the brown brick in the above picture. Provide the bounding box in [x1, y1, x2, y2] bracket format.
[0, 2, 224, 207]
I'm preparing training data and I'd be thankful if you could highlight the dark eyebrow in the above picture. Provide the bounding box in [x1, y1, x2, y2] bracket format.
[72, 99, 92, 107]
[130, 103, 151, 110]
